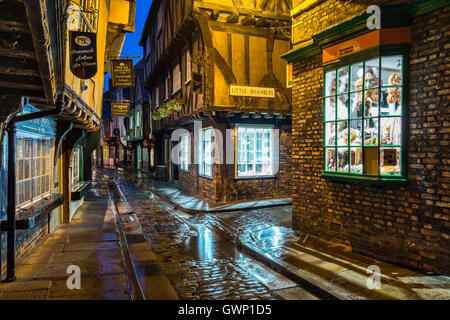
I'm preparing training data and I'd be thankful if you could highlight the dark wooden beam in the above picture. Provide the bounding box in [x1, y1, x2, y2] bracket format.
[0, 66, 40, 77]
[0, 47, 35, 60]
[0, 20, 30, 33]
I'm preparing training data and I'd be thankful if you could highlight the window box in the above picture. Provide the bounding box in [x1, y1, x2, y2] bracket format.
[323, 53, 408, 183]
[1, 194, 64, 231]
[71, 180, 92, 201]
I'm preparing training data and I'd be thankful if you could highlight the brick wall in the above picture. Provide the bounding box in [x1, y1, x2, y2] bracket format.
[291, 2, 450, 274]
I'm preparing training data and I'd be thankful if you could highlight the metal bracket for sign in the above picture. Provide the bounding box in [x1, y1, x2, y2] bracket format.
[69, 0, 99, 14]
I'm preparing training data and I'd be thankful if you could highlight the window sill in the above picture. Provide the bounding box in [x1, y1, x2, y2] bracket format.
[71, 180, 92, 201]
[235, 176, 277, 181]
[1, 194, 64, 231]
[180, 169, 190, 174]
[322, 172, 409, 186]
[198, 174, 213, 180]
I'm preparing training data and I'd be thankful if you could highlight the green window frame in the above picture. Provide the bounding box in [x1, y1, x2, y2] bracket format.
[323, 54, 407, 183]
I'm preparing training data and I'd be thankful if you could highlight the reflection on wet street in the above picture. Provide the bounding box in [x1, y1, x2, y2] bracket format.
[100, 169, 318, 300]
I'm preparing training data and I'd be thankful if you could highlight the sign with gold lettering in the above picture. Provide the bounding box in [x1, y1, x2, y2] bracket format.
[111, 103, 130, 117]
[230, 85, 275, 98]
[69, 31, 97, 79]
[111, 60, 135, 88]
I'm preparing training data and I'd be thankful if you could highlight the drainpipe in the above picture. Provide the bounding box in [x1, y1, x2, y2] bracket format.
[4, 99, 65, 282]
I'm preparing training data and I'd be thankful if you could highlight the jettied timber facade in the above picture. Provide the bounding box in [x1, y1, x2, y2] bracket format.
[141, 0, 293, 202]
[0, 0, 135, 280]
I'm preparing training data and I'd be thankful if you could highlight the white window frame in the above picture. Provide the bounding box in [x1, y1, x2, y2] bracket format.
[179, 134, 190, 172]
[186, 50, 192, 83]
[198, 128, 214, 179]
[16, 132, 55, 209]
[235, 125, 277, 178]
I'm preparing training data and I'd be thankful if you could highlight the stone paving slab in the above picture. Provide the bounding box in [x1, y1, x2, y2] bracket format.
[0, 173, 134, 300]
[237, 226, 450, 300]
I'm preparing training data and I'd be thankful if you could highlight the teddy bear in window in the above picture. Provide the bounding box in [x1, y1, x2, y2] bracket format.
[387, 73, 402, 105]
[353, 67, 381, 118]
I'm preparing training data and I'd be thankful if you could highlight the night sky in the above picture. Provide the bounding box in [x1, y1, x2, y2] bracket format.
[104, 0, 153, 91]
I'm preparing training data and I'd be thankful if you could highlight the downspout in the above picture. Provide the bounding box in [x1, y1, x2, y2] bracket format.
[4, 99, 65, 282]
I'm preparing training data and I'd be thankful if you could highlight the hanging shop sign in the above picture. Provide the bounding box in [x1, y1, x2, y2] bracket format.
[69, 31, 98, 79]
[111, 59, 135, 88]
[230, 85, 275, 98]
[111, 102, 130, 117]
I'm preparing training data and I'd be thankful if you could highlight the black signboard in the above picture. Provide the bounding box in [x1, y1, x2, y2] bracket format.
[69, 31, 98, 79]
[111, 59, 135, 88]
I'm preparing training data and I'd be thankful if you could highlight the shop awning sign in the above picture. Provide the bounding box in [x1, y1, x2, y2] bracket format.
[111, 59, 135, 88]
[111, 102, 130, 117]
[69, 31, 98, 79]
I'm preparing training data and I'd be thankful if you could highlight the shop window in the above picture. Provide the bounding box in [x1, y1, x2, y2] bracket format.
[179, 134, 190, 172]
[198, 128, 213, 178]
[16, 135, 55, 208]
[72, 145, 83, 188]
[236, 126, 276, 178]
[324, 55, 405, 179]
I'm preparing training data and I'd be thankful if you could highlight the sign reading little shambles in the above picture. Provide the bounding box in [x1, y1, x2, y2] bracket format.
[111, 60, 134, 88]
[69, 31, 97, 79]
[230, 85, 275, 98]
[111, 103, 130, 117]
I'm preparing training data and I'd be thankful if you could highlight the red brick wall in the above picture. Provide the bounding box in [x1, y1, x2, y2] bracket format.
[291, 5, 450, 274]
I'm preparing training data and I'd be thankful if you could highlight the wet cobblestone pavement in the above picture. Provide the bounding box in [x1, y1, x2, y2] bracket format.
[105, 170, 316, 300]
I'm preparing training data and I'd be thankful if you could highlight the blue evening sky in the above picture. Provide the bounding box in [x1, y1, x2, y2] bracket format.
[104, 0, 152, 91]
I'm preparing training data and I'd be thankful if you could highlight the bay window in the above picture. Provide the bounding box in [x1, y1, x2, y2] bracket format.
[323, 55, 406, 180]
[179, 134, 190, 172]
[198, 128, 213, 178]
[236, 126, 276, 178]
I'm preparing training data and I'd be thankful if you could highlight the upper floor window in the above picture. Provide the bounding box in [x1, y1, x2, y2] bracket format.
[186, 50, 192, 83]
[237, 126, 276, 178]
[323, 55, 405, 179]
[173, 64, 181, 93]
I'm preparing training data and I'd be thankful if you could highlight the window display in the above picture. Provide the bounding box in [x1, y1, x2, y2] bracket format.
[324, 55, 404, 178]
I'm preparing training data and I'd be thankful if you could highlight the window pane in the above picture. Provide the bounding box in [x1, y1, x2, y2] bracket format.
[350, 92, 362, 118]
[351, 62, 364, 91]
[337, 121, 348, 146]
[364, 147, 379, 175]
[337, 66, 349, 94]
[381, 87, 402, 115]
[337, 148, 349, 172]
[381, 117, 402, 146]
[350, 148, 363, 173]
[325, 122, 336, 147]
[349, 120, 362, 146]
[364, 58, 380, 89]
[337, 94, 349, 120]
[381, 56, 403, 86]
[365, 89, 379, 117]
[364, 118, 378, 146]
[325, 148, 336, 171]
[325, 97, 336, 121]
[380, 148, 401, 175]
[325, 70, 336, 96]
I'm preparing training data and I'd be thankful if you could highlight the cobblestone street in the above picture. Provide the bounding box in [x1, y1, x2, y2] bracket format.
[110, 170, 317, 300]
